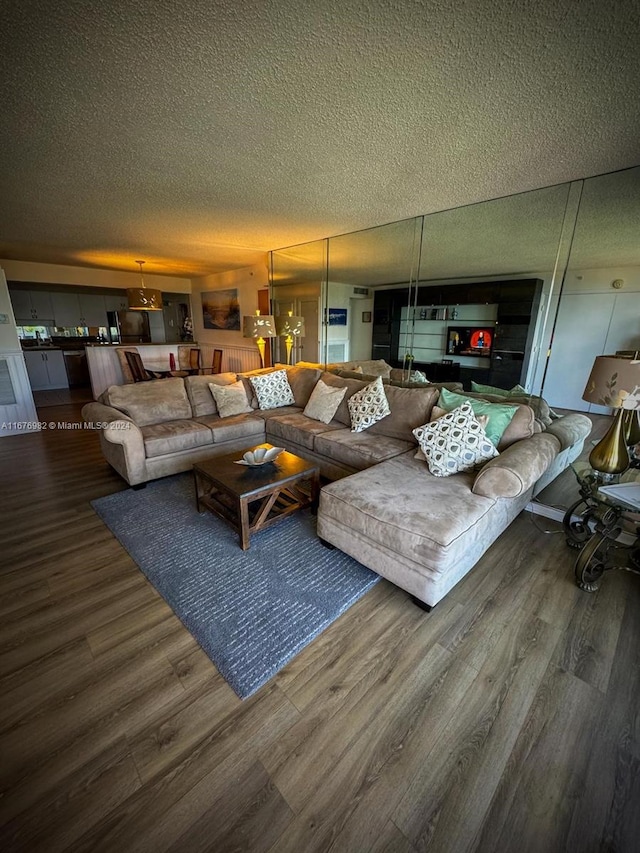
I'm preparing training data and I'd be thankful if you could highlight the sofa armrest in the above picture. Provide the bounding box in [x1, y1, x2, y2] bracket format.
[472, 432, 561, 498]
[543, 413, 592, 451]
[82, 402, 147, 485]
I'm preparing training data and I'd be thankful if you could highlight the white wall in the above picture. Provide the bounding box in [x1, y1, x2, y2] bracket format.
[540, 267, 640, 411]
[0, 259, 192, 293]
[190, 262, 270, 369]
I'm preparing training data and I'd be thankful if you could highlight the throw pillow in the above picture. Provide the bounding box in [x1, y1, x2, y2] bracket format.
[413, 402, 499, 477]
[438, 387, 518, 448]
[303, 379, 347, 424]
[471, 381, 526, 396]
[249, 369, 295, 410]
[414, 409, 488, 459]
[209, 380, 253, 418]
[347, 376, 391, 433]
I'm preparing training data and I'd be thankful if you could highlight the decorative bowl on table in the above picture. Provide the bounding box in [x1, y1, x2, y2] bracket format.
[234, 447, 285, 467]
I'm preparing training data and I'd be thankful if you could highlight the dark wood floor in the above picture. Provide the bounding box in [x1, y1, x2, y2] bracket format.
[1, 404, 638, 852]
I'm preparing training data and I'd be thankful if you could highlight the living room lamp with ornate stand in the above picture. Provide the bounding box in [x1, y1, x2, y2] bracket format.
[582, 353, 640, 476]
[243, 310, 276, 368]
[275, 311, 305, 365]
[127, 260, 163, 311]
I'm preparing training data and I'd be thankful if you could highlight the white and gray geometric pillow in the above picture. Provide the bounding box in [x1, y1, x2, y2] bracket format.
[347, 376, 391, 433]
[412, 402, 499, 477]
[249, 369, 295, 410]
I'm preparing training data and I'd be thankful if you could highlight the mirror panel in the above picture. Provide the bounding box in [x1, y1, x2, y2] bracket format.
[326, 218, 420, 366]
[542, 165, 640, 411]
[403, 183, 573, 389]
[270, 238, 327, 365]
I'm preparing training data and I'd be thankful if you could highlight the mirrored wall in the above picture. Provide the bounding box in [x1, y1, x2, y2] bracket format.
[270, 164, 640, 409]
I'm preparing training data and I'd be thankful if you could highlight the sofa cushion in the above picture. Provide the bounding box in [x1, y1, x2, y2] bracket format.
[431, 401, 535, 451]
[413, 402, 499, 477]
[267, 412, 344, 450]
[251, 405, 303, 420]
[141, 419, 213, 458]
[184, 373, 238, 416]
[465, 390, 555, 428]
[471, 381, 526, 396]
[348, 377, 391, 433]
[194, 412, 265, 443]
[319, 373, 368, 425]
[438, 388, 518, 448]
[104, 378, 192, 426]
[314, 428, 413, 469]
[303, 378, 347, 423]
[209, 380, 253, 418]
[285, 366, 323, 407]
[319, 452, 497, 575]
[367, 384, 439, 441]
[472, 432, 560, 498]
[249, 369, 295, 409]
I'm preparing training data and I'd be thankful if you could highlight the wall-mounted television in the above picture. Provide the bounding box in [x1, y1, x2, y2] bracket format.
[446, 325, 494, 358]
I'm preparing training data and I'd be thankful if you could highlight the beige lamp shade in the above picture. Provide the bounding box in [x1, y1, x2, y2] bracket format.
[275, 313, 305, 364]
[243, 312, 276, 368]
[242, 313, 276, 339]
[127, 260, 163, 311]
[582, 355, 640, 410]
[583, 354, 640, 475]
[275, 315, 305, 337]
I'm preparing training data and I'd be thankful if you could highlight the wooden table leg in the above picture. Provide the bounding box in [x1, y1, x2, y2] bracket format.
[239, 496, 251, 550]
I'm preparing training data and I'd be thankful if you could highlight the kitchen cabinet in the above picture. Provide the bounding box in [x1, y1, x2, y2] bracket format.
[78, 293, 106, 326]
[52, 293, 106, 327]
[10, 289, 54, 322]
[23, 350, 69, 390]
[104, 294, 129, 312]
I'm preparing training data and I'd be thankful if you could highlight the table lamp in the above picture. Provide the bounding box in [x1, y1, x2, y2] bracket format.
[582, 354, 640, 475]
[275, 312, 305, 364]
[243, 310, 276, 368]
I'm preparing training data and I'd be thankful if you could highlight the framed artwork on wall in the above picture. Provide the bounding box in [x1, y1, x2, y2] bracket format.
[362, 311, 372, 323]
[201, 289, 241, 330]
[327, 308, 347, 326]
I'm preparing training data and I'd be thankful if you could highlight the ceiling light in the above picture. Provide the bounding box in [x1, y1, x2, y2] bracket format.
[127, 260, 163, 311]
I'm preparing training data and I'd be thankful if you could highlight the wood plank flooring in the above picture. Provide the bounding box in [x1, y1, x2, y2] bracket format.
[0, 404, 638, 852]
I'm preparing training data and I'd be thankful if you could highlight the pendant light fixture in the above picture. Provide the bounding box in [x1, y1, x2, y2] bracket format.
[127, 260, 163, 311]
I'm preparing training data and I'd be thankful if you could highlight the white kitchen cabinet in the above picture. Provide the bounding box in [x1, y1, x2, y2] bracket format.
[104, 294, 129, 312]
[52, 292, 106, 327]
[78, 293, 106, 326]
[52, 293, 82, 326]
[10, 289, 54, 322]
[24, 350, 69, 390]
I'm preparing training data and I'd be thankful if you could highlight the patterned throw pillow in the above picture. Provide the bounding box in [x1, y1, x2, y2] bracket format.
[347, 376, 391, 433]
[209, 380, 253, 418]
[249, 369, 295, 410]
[412, 402, 499, 477]
[303, 379, 347, 424]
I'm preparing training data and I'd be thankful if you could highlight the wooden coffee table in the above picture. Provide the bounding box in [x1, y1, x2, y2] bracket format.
[193, 443, 320, 550]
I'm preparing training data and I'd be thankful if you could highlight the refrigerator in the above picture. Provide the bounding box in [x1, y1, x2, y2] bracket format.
[107, 311, 151, 344]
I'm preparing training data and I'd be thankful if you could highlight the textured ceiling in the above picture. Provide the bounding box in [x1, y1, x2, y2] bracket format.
[1, 0, 639, 278]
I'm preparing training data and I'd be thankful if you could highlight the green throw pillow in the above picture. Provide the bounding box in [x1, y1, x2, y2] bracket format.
[438, 387, 518, 447]
[471, 381, 526, 396]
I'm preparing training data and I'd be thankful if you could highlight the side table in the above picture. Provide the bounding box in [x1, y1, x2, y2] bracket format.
[563, 460, 640, 592]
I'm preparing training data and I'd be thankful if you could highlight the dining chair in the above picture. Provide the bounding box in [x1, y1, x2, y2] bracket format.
[200, 349, 223, 375]
[124, 350, 169, 382]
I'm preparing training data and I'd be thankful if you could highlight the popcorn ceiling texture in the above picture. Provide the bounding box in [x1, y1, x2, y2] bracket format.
[0, 0, 639, 276]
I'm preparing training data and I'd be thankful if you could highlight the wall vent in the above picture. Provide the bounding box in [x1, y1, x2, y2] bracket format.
[353, 287, 369, 296]
[327, 342, 347, 362]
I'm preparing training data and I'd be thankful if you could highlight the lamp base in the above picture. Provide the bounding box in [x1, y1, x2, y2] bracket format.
[255, 337, 266, 368]
[284, 335, 293, 365]
[588, 409, 629, 475]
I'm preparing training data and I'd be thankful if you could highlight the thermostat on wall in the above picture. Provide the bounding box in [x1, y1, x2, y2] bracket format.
[0, 313, 9, 324]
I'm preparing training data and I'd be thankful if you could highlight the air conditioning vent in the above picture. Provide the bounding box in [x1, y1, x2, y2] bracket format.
[353, 287, 369, 296]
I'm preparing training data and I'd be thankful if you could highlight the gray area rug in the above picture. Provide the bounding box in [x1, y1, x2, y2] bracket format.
[91, 474, 379, 699]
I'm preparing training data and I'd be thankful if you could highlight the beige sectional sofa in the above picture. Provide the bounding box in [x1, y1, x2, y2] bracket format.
[82, 365, 592, 609]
